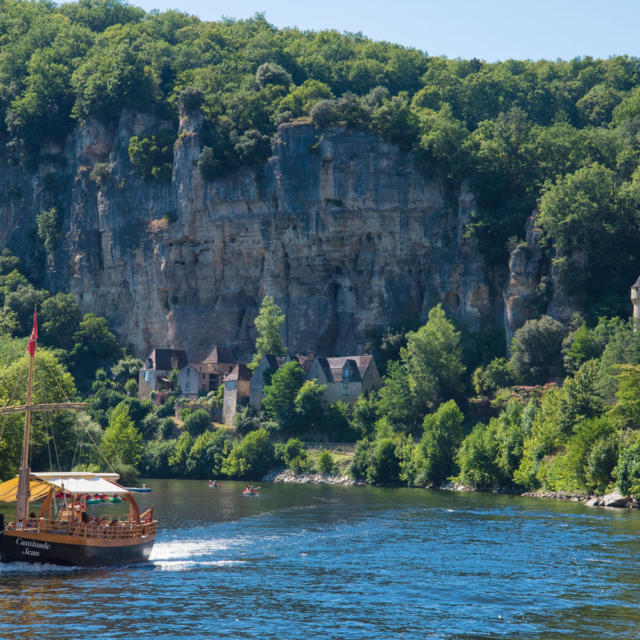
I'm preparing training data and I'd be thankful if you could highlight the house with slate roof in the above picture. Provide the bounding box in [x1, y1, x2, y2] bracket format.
[191, 345, 237, 394]
[307, 355, 381, 404]
[138, 348, 189, 400]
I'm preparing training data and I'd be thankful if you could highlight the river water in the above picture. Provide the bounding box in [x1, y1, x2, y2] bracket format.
[1, 480, 640, 639]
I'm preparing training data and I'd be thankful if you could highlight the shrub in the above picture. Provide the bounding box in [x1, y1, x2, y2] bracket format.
[183, 409, 211, 437]
[310, 99, 339, 128]
[128, 129, 175, 181]
[222, 428, 275, 479]
[510, 316, 566, 384]
[89, 162, 111, 186]
[37, 207, 61, 253]
[351, 437, 401, 485]
[256, 62, 292, 89]
[178, 86, 204, 113]
[282, 437, 306, 466]
[317, 450, 335, 474]
[615, 433, 640, 496]
[412, 400, 464, 487]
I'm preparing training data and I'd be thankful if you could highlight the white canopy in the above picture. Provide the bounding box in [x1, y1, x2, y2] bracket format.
[32, 472, 129, 495]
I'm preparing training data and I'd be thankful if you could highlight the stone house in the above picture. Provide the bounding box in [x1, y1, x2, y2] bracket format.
[222, 352, 381, 425]
[138, 348, 189, 400]
[177, 364, 200, 399]
[307, 355, 381, 404]
[248, 354, 288, 410]
[192, 345, 236, 393]
[222, 364, 252, 425]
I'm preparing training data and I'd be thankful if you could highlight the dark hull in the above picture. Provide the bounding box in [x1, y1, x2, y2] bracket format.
[0, 531, 155, 567]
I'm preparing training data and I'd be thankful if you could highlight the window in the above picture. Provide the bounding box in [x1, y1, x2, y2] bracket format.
[227, 398, 232, 406]
[343, 382, 349, 396]
[185, 382, 190, 392]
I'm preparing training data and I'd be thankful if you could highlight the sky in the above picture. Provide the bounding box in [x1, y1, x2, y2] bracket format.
[122, 0, 640, 62]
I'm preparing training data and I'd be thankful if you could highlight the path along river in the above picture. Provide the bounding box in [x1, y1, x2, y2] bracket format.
[1, 480, 640, 639]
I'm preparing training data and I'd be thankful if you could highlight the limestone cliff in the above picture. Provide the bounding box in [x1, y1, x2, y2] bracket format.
[2, 111, 512, 359]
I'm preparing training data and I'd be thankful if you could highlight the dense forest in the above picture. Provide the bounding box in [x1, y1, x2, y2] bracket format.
[4, 0, 640, 498]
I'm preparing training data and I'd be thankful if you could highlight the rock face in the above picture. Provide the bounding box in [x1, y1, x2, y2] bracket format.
[2, 111, 512, 359]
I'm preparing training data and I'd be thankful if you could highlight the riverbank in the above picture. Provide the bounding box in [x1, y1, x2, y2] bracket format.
[260, 470, 640, 509]
[522, 489, 640, 509]
[262, 468, 363, 486]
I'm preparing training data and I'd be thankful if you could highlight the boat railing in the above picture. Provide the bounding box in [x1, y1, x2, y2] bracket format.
[17, 518, 159, 539]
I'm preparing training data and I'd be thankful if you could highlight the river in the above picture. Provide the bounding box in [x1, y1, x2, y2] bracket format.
[1, 480, 640, 639]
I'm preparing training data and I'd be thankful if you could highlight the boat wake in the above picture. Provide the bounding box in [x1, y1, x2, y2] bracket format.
[149, 538, 246, 571]
[0, 562, 82, 574]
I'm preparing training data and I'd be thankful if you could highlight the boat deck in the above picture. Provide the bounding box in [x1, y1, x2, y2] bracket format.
[4, 517, 157, 540]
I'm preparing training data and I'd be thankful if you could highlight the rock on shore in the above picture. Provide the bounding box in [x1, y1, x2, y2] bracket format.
[262, 468, 362, 486]
[522, 489, 639, 509]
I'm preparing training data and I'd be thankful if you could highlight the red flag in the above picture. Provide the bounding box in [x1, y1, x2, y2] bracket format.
[27, 308, 37, 357]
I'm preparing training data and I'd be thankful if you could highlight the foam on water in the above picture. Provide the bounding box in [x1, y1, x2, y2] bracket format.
[149, 537, 233, 562]
[0, 561, 82, 574]
[153, 559, 247, 571]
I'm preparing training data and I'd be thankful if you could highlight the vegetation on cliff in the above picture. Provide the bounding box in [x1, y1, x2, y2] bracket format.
[3, 1, 640, 316]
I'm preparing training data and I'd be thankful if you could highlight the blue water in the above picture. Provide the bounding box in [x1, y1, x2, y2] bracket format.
[2, 481, 640, 639]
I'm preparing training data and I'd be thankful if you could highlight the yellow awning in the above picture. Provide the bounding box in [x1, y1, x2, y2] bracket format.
[0, 477, 51, 503]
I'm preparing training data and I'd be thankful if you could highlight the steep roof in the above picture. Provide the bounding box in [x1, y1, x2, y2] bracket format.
[325, 355, 373, 378]
[263, 354, 287, 370]
[314, 357, 334, 382]
[224, 363, 252, 382]
[199, 345, 236, 364]
[148, 348, 188, 371]
[633, 275, 640, 289]
[295, 354, 315, 373]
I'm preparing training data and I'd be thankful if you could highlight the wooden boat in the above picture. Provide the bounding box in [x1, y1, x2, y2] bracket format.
[0, 310, 157, 566]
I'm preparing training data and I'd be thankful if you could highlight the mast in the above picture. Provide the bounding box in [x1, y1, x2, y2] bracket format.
[15, 308, 37, 525]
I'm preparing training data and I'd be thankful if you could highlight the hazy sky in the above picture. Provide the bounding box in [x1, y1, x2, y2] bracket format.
[123, 0, 639, 62]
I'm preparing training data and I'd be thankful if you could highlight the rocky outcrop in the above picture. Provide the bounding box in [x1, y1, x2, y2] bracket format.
[262, 468, 362, 486]
[1, 110, 508, 359]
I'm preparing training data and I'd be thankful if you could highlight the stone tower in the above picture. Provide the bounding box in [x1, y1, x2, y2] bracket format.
[632, 276, 640, 321]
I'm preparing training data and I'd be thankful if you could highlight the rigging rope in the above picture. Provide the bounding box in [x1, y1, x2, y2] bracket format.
[34, 365, 61, 472]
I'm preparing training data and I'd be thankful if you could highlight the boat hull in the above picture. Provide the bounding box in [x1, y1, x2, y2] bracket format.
[0, 529, 155, 567]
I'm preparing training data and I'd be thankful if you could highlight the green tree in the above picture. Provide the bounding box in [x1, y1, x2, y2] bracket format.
[294, 380, 326, 434]
[222, 428, 275, 479]
[183, 408, 211, 437]
[412, 400, 464, 487]
[615, 433, 640, 496]
[250, 295, 286, 370]
[394, 304, 465, 427]
[39, 293, 82, 350]
[98, 402, 143, 476]
[168, 432, 194, 476]
[37, 207, 62, 253]
[317, 449, 335, 474]
[185, 430, 232, 478]
[351, 437, 401, 486]
[472, 357, 518, 396]
[609, 364, 640, 428]
[69, 313, 123, 387]
[262, 361, 305, 430]
[128, 129, 175, 182]
[0, 349, 77, 480]
[510, 316, 566, 384]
